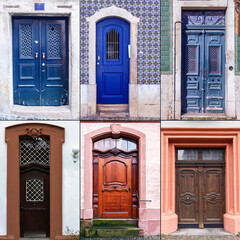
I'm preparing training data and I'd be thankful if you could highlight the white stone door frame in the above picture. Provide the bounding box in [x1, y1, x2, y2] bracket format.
[173, 0, 235, 119]
[86, 5, 139, 117]
[1, 1, 79, 119]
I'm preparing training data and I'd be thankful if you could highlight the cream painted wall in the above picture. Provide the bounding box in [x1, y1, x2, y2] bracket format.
[0, 121, 79, 235]
[80, 122, 160, 211]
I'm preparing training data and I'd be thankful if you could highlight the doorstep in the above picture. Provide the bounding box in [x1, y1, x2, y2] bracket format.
[181, 113, 230, 120]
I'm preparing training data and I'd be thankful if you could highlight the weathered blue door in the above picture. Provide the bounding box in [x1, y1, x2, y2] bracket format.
[13, 17, 68, 106]
[182, 11, 225, 113]
[96, 18, 130, 104]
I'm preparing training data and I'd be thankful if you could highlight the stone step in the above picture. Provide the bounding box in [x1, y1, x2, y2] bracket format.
[97, 104, 128, 112]
[181, 112, 229, 120]
[85, 226, 141, 238]
[93, 218, 138, 227]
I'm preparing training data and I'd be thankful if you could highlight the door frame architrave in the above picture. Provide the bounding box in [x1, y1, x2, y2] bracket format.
[3, 123, 64, 240]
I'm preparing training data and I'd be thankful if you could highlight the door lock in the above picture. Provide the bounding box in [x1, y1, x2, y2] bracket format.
[35, 52, 38, 58]
[42, 52, 46, 59]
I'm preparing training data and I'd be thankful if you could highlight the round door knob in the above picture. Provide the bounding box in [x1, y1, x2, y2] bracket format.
[186, 196, 190, 200]
[42, 63, 45, 66]
[212, 196, 215, 200]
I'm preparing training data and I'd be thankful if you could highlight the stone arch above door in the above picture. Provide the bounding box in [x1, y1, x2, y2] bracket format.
[4, 123, 64, 240]
[82, 124, 146, 225]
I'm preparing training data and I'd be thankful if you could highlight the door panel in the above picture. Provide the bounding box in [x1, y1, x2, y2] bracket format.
[182, 11, 225, 114]
[13, 17, 68, 106]
[96, 18, 130, 104]
[20, 168, 50, 237]
[203, 168, 225, 223]
[176, 166, 225, 226]
[177, 168, 199, 223]
[99, 157, 132, 218]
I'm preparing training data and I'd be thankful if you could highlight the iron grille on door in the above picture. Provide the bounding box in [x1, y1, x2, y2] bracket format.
[26, 179, 44, 202]
[107, 29, 119, 60]
[20, 136, 50, 166]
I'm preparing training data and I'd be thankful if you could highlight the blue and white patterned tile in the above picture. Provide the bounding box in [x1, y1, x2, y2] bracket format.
[80, 0, 160, 84]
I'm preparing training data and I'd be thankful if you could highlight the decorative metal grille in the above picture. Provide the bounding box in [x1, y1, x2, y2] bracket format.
[20, 24, 33, 58]
[20, 136, 50, 166]
[47, 24, 61, 58]
[187, 46, 197, 73]
[209, 46, 220, 74]
[107, 29, 119, 60]
[26, 179, 44, 202]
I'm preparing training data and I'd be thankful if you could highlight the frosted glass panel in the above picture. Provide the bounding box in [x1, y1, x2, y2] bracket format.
[202, 149, 224, 160]
[177, 149, 198, 160]
[94, 137, 137, 151]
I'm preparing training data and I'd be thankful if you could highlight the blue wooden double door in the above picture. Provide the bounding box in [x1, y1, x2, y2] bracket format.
[13, 17, 68, 106]
[96, 18, 130, 104]
[182, 11, 225, 113]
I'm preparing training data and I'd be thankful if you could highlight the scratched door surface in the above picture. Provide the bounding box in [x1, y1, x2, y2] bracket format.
[96, 18, 130, 104]
[13, 17, 68, 106]
[176, 149, 225, 228]
[182, 11, 225, 113]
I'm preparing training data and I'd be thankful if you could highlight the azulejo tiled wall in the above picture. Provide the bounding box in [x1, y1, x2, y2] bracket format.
[80, 0, 160, 84]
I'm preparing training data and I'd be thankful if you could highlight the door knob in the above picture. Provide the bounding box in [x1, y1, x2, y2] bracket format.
[35, 52, 38, 58]
[113, 185, 117, 189]
[97, 62, 100, 65]
[42, 63, 45, 66]
[42, 52, 45, 59]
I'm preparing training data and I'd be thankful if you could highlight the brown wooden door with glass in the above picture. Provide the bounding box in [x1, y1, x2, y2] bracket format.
[20, 136, 50, 237]
[93, 137, 138, 218]
[176, 149, 225, 228]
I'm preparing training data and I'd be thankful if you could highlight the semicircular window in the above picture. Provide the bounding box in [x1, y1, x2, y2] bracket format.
[20, 136, 50, 166]
[94, 137, 137, 151]
[107, 29, 119, 60]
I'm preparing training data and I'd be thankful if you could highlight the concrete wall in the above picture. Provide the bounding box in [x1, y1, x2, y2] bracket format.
[0, 0, 79, 119]
[0, 121, 79, 235]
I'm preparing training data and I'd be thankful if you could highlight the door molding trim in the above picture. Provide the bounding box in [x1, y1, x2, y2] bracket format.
[82, 124, 147, 225]
[161, 127, 240, 235]
[4, 123, 64, 240]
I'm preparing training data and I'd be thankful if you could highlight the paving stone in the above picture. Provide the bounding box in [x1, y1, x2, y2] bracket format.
[160, 236, 240, 240]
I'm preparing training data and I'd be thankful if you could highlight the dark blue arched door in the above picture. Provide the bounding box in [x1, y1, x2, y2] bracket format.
[96, 18, 130, 104]
[13, 17, 69, 106]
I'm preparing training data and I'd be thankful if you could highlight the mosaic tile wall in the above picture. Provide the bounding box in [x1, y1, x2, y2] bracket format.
[80, 0, 160, 84]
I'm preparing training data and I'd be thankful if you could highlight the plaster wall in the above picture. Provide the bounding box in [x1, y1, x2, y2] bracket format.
[0, 0, 79, 119]
[0, 121, 79, 235]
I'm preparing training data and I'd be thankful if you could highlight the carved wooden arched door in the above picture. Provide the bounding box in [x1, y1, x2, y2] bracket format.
[93, 137, 138, 218]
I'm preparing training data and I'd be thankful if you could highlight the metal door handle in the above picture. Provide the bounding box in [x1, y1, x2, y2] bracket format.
[42, 52, 45, 59]
[98, 56, 100, 60]
[114, 185, 117, 189]
[35, 52, 38, 58]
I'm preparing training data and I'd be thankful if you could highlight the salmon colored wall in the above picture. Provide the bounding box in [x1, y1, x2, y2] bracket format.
[161, 128, 240, 235]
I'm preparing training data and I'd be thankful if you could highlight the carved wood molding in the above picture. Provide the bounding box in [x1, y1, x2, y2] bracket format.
[26, 128, 43, 138]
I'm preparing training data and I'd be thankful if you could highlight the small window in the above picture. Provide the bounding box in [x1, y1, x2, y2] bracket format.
[187, 46, 197, 73]
[209, 46, 220, 74]
[177, 149, 198, 160]
[202, 149, 224, 160]
[107, 29, 119, 60]
[94, 137, 137, 151]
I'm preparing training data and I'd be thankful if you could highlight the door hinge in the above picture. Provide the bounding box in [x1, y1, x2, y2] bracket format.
[128, 44, 131, 58]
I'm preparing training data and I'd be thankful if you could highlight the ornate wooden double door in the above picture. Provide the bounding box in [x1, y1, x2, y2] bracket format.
[93, 137, 138, 218]
[176, 149, 225, 228]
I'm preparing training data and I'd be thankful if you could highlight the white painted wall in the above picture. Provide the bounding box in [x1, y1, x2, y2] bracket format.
[0, 121, 79, 235]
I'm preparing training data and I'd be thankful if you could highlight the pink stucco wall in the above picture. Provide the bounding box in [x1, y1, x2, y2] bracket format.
[80, 122, 160, 235]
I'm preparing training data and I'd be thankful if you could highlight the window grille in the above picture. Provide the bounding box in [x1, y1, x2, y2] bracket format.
[26, 179, 44, 202]
[107, 29, 119, 60]
[20, 136, 50, 166]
